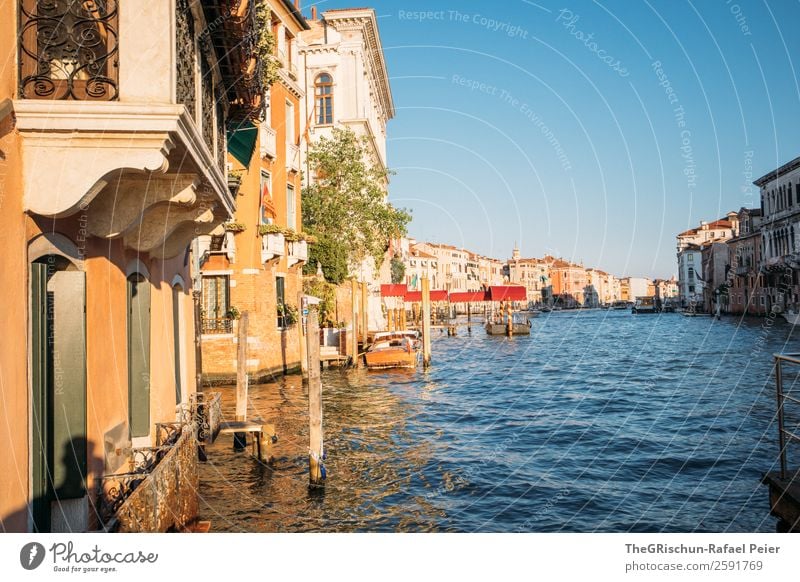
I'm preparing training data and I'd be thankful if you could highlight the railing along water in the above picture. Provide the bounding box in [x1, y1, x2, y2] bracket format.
[773, 353, 800, 479]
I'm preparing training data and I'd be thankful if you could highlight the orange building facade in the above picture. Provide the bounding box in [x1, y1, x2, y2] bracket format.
[199, 1, 311, 382]
[0, 1, 253, 531]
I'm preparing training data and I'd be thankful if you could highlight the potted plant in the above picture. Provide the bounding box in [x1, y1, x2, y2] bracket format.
[223, 222, 247, 233]
[277, 303, 298, 327]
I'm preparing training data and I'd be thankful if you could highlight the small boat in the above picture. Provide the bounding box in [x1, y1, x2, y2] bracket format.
[781, 309, 800, 325]
[485, 312, 531, 335]
[631, 296, 657, 314]
[364, 331, 420, 370]
[611, 301, 629, 310]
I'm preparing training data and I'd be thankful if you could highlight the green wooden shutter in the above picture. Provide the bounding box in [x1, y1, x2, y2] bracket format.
[172, 286, 182, 405]
[50, 270, 87, 499]
[30, 263, 50, 531]
[128, 275, 151, 438]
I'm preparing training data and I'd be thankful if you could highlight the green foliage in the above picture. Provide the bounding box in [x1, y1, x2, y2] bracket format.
[390, 255, 405, 284]
[302, 127, 412, 271]
[277, 303, 298, 327]
[254, 0, 279, 87]
[303, 235, 349, 285]
[303, 277, 339, 328]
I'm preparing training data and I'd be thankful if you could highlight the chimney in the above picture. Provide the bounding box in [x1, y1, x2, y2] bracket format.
[311, 6, 317, 20]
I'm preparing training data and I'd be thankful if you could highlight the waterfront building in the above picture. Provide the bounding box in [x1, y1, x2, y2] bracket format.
[508, 246, 552, 304]
[754, 156, 800, 313]
[199, 0, 310, 382]
[625, 277, 653, 300]
[676, 214, 738, 308]
[479, 255, 506, 288]
[299, 7, 394, 330]
[406, 243, 440, 290]
[727, 207, 766, 315]
[654, 277, 680, 307]
[415, 242, 471, 292]
[0, 0, 248, 531]
[585, 268, 617, 307]
[546, 257, 587, 307]
[701, 241, 731, 313]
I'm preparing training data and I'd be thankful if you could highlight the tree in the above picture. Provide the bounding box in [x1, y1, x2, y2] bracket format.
[302, 128, 411, 273]
[390, 255, 405, 284]
[303, 235, 349, 285]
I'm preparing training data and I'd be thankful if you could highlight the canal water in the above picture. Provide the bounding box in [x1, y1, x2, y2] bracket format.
[198, 310, 798, 532]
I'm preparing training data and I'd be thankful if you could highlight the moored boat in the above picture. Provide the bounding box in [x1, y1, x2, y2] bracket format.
[364, 331, 420, 370]
[631, 296, 657, 314]
[485, 312, 531, 335]
[781, 309, 800, 325]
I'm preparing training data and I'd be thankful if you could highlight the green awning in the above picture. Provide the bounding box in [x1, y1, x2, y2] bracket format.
[226, 122, 258, 167]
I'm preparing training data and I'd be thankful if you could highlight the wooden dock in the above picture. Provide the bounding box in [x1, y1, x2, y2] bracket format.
[762, 470, 800, 531]
[218, 420, 277, 464]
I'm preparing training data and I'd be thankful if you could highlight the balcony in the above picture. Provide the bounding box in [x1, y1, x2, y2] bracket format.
[202, 317, 234, 334]
[261, 232, 286, 262]
[96, 421, 197, 532]
[260, 124, 277, 159]
[277, 49, 299, 81]
[288, 240, 308, 266]
[286, 143, 301, 173]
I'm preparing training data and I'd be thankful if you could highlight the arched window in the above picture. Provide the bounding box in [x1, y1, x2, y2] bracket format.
[314, 73, 333, 125]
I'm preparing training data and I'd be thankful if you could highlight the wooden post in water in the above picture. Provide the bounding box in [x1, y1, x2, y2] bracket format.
[400, 305, 407, 330]
[351, 279, 359, 366]
[361, 282, 368, 345]
[298, 291, 308, 378]
[467, 302, 472, 332]
[306, 307, 324, 487]
[506, 301, 513, 337]
[422, 277, 432, 367]
[234, 311, 249, 449]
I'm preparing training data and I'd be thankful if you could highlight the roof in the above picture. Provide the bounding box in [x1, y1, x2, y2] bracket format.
[280, 0, 311, 30]
[487, 286, 527, 301]
[380, 284, 407, 298]
[677, 218, 733, 237]
[754, 155, 800, 187]
[449, 291, 487, 303]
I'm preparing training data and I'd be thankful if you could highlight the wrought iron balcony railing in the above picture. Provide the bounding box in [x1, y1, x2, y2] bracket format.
[202, 317, 234, 334]
[18, 0, 120, 101]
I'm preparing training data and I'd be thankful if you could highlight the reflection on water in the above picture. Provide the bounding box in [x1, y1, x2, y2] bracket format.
[199, 310, 793, 532]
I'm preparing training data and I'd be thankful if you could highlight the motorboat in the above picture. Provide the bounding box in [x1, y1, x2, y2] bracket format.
[631, 296, 657, 314]
[364, 331, 420, 370]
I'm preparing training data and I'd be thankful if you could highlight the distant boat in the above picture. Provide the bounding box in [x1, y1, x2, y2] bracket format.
[781, 309, 800, 325]
[365, 331, 420, 370]
[632, 296, 657, 314]
[611, 301, 629, 310]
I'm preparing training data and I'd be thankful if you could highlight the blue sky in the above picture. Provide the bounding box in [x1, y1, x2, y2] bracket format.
[307, 1, 800, 279]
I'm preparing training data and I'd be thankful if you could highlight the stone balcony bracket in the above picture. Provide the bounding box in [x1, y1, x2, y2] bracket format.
[15, 101, 234, 258]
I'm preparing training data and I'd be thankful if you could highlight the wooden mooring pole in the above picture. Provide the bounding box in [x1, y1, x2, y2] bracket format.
[351, 279, 359, 367]
[422, 277, 432, 367]
[361, 282, 368, 346]
[306, 306, 325, 487]
[234, 311, 249, 450]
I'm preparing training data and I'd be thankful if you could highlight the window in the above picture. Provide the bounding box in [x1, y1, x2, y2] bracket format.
[688, 254, 693, 262]
[315, 73, 333, 125]
[689, 285, 695, 293]
[688, 267, 695, 280]
[286, 100, 295, 144]
[201, 275, 231, 333]
[19, 0, 119, 100]
[276, 276, 286, 327]
[286, 184, 296, 230]
[260, 171, 273, 225]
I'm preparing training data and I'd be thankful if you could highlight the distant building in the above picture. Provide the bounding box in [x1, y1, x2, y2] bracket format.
[754, 155, 800, 313]
[508, 246, 552, 304]
[701, 241, 731, 313]
[547, 257, 587, 307]
[676, 214, 738, 308]
[727, 207, 765, 315]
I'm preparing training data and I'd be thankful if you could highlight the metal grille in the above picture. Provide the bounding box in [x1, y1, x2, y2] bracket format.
[19, 0, 119, 100]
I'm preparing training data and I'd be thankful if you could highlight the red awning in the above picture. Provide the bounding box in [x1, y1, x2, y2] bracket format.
[487, 285, 527, 301]
[449, 291, 488, 303]
[380, 284, 408, 298]
[404, 290, 449, 302]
